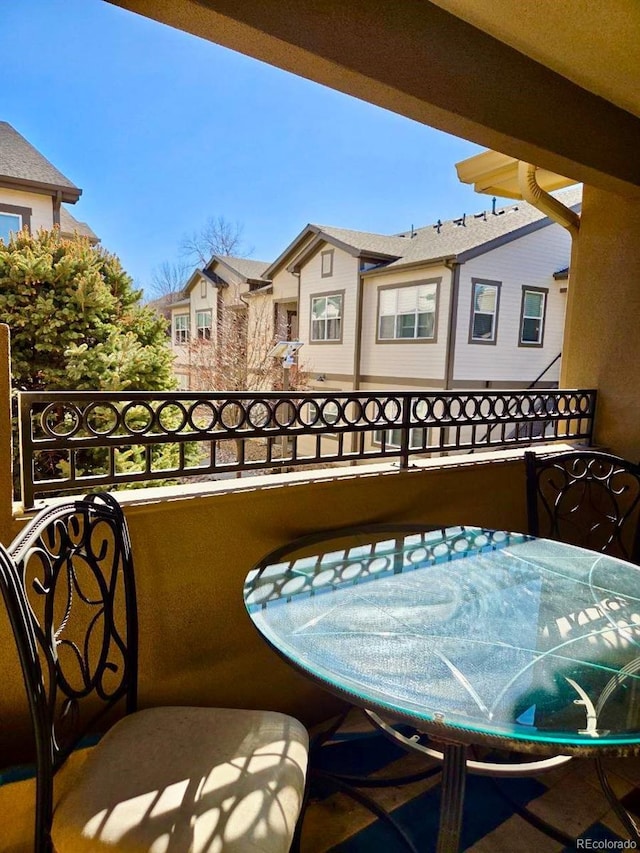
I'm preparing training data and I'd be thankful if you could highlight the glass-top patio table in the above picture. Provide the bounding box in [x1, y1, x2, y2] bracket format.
[243, 524, 640, 852]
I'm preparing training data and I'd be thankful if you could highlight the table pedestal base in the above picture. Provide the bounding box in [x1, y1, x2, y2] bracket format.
[437, 742, 468, 853]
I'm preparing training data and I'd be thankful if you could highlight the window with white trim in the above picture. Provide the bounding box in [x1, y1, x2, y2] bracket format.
[0, 212, 21, 243]
[196, 310, 212, 340]
[470, 281, 500, 342]
[200, 279, 207, 298]
[174, 314, 190, 345]
[520, 288, 546, 345]
[378, 282, 437, 340]
[311, 293, 342, 342]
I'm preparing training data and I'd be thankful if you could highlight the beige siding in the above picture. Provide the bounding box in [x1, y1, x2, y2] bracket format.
[0, 187, 54, 231]
[298, 246, 358, 385]
[360, 264, 451, 383]
[453, 224, 570, 384]
[271, 266, 298, 302]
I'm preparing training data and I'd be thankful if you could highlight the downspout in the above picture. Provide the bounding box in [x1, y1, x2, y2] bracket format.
[518, 162, 580, 426]
[517, 162, 580, 239]
[443, 259, 460, 390]
[349, 265, 364, 459]
[352, 264, 363, 392]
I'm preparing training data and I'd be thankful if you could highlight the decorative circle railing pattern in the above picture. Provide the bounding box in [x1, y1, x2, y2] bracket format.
[18, 389, 596, 507]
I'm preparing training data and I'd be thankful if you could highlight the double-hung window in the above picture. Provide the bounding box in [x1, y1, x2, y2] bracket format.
[520, 288, 547, 345]
[0, 212, 21, 243]
[196, 310, 212, 340]
[174, 314, 190, 345]
[378, 281, 438, 341]
[470, 279, 500, 343]
[311, 293, 343, 342]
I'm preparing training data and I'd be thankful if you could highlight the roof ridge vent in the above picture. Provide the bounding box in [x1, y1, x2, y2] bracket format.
[453, 214, 466, 227]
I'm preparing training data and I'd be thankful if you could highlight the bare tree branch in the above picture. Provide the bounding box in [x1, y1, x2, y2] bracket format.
[180, 215, 252, 265]
[148, 260, 191, 301]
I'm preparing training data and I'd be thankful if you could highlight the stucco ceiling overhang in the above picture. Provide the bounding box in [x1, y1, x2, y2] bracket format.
[107, 0, 640, 196]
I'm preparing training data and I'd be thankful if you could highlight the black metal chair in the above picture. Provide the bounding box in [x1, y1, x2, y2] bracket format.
[525, 449, 640, 562]
[0, 493, 308, 853]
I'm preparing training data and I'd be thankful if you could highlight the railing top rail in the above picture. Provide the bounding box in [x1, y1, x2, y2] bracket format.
[19, 388, 597, 402]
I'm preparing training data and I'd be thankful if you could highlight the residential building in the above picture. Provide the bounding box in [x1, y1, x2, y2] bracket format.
[270, 189, 579, 396]
[0, 121, 98, 244]
[170, 254, 270, 389]
[172, 191, 578, 400]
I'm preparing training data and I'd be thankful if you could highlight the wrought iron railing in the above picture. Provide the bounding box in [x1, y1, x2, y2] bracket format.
[18, 388, 597, 508]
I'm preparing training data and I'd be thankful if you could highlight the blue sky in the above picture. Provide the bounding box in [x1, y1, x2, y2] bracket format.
[3, 0, 491, 295]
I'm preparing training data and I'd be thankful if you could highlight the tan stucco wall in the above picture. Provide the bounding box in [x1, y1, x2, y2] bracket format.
[561, 185, 640, 459]
[0, 451, 530, 771]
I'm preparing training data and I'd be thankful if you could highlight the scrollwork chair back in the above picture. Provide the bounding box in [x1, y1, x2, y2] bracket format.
[0, 493, 137, 852]
[525, 450, 640, 562]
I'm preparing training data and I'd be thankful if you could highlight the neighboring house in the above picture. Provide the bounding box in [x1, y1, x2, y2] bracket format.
[170, 255, 271, 390]
[0, 121, 98, 244]
[169, 188, 579, 414]
[280, 187, 580, 398]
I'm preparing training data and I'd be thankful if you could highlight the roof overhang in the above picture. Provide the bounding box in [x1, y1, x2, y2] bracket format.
[108, 0, 640, 197]
[455, 150, 576, 200]
[0, 175, 81, 204]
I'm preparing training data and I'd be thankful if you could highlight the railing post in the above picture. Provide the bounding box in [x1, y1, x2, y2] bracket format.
[0, 325, 14, 541]
[17, 392, 34, 511]
[399, 394, 411, 469]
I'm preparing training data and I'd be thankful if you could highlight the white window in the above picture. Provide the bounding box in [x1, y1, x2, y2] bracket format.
[321, 250, 334, 277]
[373, 427, 426, 449]
[470, 281, 500, 342]
[520, 289, 546, 345]
[196, 310, 212, 340]
[200, 279, 207, 298]
[0, 212, 21, 243]
[174, 314, 190, 345]
[311, 293, 342, 342]
[378, 282, 438, 340]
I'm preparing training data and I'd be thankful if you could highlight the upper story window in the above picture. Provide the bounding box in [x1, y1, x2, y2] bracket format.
[311, 292, 343, 342]
[520, 287, 547, 346]
[174, 314, 190, 345]
[470, 279, 501, 344]
[200, 279, 207, 298]
[378, 281, 438, 341]
[0, 212, 21, 243]
[321, 250, 334, 278]
[196, 310, 212, 340]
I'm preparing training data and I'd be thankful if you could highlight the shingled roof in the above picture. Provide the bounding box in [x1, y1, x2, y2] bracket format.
[0, 122, 81, 203]
[59, 206, 99, 244]
[380, 185, 582, 269]
[218, 255, 271, 283]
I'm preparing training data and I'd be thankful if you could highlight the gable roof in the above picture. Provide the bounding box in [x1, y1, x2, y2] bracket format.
[59, 206, 99, 244]
[218, 255, 271, 283]
[205, 255, 271, 284]
[0, 122, 81, 203]
[267, 186, 582, 279]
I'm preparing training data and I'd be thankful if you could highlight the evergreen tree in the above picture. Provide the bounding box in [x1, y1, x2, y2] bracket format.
[0, 228, 197, 495]
[0, 228, 175, 391]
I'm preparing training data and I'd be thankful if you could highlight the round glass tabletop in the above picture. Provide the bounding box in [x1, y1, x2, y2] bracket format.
[244, 525, 640, 754]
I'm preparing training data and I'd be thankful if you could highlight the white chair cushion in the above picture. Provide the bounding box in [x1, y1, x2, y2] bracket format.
[52, 706, 308, 852]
